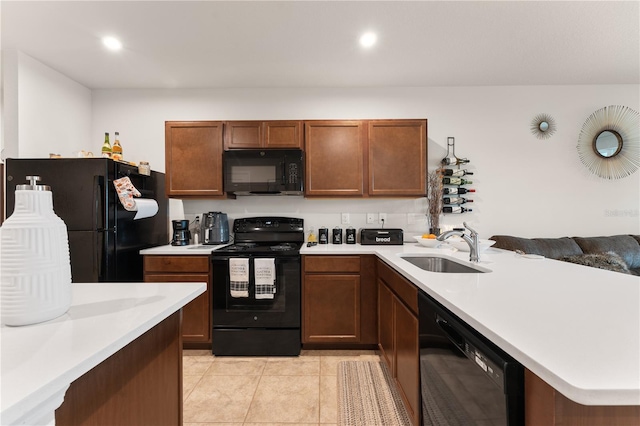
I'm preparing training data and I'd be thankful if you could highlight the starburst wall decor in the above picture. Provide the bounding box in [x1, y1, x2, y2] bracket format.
[530, 113, 557, 140]
[576, 105, 639, 179]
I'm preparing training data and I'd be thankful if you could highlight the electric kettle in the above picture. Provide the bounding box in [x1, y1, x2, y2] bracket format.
[201, 212, 229, 245]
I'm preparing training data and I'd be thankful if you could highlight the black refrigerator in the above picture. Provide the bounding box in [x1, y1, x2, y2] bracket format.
[4, 158, 168, 283]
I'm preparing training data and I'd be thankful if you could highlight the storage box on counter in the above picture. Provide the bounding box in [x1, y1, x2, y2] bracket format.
[360, 228, 404, 245]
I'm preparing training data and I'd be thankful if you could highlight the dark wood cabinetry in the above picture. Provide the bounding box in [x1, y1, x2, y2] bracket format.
[368, 120, 427, 196]
[302, 255, 377, 346]
[224, 120, 303, 149]
[304, 119, 427, 197]
[304, 121, 366, 196]
[143, 255, 212, 348]
[377, 259, 420, 426]
[165, 121, 224, 197]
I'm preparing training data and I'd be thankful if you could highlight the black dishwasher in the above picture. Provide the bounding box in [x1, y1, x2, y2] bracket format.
[418, 292, 524, 425]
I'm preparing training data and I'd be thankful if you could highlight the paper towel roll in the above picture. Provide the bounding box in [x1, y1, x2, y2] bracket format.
[133, 199, 159, 220]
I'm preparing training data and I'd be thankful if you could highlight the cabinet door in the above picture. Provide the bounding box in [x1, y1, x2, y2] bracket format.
[144, 273, 211, 344]
[378, 280, 395, 374]
[394, 298, 420, 426]
[304, 121, 365, 196]
[165, 121, 224, 197]
[224, 121, 262, 149]
[303, 274, 361, 343]
[368, 120, 427, 196]
[264, 121, 303, 148]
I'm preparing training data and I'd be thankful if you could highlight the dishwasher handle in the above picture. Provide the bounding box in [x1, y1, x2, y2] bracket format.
[435, 315, 466, 352]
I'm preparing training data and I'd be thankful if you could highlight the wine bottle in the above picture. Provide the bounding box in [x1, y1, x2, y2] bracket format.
[443, 168, 473, 177]
[111, 131, 123, 161]
[443, 187, 475, 195]
[101, 132, 112, 158]
[443, 206, 473, 214]
[443, 177, 473, 185]
[443, 197, 473, 205]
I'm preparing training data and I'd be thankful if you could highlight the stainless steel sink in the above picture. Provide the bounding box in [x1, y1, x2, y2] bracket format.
[402, 256, 486, 273]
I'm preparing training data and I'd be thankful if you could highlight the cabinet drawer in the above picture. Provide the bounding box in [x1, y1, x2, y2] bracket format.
[304, 255, 361, 273]
[377, 260, 418, 314]
[144, 256, 210, 273]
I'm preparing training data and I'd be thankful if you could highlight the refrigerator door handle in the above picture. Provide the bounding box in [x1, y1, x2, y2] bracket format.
[94, 175, 105, 230]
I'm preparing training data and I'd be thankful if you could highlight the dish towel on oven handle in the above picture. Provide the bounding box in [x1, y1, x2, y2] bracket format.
[254, 258, 276, 300]
[229, 258, 249, 298]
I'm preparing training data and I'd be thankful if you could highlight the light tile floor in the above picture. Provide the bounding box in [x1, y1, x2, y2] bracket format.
[183, 349, 381, 426]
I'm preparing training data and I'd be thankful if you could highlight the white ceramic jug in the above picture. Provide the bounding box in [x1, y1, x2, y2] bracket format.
[0, 175, 72, 326]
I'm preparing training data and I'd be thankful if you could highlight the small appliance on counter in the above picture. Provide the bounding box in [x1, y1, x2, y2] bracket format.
[171, 220, 191, 246]
[360, 228, 404, 245]
[201, 212, 229, 245]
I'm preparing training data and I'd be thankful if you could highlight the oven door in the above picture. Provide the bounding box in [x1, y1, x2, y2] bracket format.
[211, 253, 301, 328]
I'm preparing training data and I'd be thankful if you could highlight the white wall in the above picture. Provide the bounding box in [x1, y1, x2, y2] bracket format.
[91, 86, 639, 239]
[4, 51, 637, 239]
[1, 50, 92, 160]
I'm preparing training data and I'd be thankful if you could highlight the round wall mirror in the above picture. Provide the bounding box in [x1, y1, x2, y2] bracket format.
[593, 130, 622, 158]
[577, 105, 639, 179]
[530, 113, 556, 139]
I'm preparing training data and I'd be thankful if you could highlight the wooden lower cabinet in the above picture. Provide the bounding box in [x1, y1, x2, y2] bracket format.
[525, 369, 640, 425]
[55, 312, 182, 425]
[302, 255, 377, 346]
[144, 255, 212, 348]
[377, 259, 420, 426]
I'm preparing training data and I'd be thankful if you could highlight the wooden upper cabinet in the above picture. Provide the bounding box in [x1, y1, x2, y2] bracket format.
[304, 120, 365, 196]
[368, 120, 427, 196]
[224, 121, 303, 149]
[165, 121, 224, 197]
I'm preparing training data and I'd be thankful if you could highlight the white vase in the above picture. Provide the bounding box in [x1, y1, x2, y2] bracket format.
[0, 176, 72, 326]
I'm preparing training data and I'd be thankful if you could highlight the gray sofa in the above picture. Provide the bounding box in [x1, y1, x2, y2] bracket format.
[489, 234, 640, 275]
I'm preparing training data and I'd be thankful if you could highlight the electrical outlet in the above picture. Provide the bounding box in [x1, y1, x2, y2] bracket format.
[341, 213, 350, 225]
[366, 213, 376, 224]
[379, 213, 387, 224]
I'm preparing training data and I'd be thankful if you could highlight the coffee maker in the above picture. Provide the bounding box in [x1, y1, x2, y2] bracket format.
[171, 220, 191, 246]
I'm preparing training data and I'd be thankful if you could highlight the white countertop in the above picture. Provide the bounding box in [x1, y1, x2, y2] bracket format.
[302, 242, 640, 406]
[140, 241, 640, 406]
[0, 281, 206, 426]
[140, 243, 225, 255]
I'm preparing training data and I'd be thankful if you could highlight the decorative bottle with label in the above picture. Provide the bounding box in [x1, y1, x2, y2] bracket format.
[443, 187, 475, 195]
[443, 177, 473, 186]
[111, 131, 123, 161]
[0, 176, 72, 326]
[443, 206, 473, 214]
[443, 197, 473, 205]
[443, 169, 473, 177]
[101, 132, 112, 158]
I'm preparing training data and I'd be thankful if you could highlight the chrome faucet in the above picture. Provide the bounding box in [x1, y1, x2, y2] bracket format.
[437, 222, 480, 262]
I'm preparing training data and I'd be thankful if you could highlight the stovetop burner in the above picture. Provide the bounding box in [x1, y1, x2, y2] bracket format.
[211, 216, 304, 256]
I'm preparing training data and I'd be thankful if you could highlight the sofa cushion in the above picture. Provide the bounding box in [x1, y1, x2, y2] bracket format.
[560, 252, 631, 274]
[572, 235, 640, 270]
[489, 235, 583, 259]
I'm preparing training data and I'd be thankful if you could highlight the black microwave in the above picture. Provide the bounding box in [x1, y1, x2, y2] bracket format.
[223, 149, 304, 195]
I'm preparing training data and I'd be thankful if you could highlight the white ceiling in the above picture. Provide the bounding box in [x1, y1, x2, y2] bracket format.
[2, 1, 639, 89]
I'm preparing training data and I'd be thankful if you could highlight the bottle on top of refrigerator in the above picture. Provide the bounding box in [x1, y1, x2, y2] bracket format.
[101, 132, 112, 158]
[111, 132, 123, 161]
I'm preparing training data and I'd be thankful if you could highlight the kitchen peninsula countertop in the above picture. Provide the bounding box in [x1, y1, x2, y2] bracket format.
[302, 242, 640, 407]
[140, 241, 640, 406]
[0, 281, 206, 425]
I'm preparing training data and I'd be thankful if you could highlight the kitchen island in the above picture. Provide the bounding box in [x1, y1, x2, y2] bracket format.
[0, 281, 205, 426]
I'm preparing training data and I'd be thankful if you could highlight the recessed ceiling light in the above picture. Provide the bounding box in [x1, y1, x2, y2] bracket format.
[359, 32, 377, 48]
[102, 36, 122, 51]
